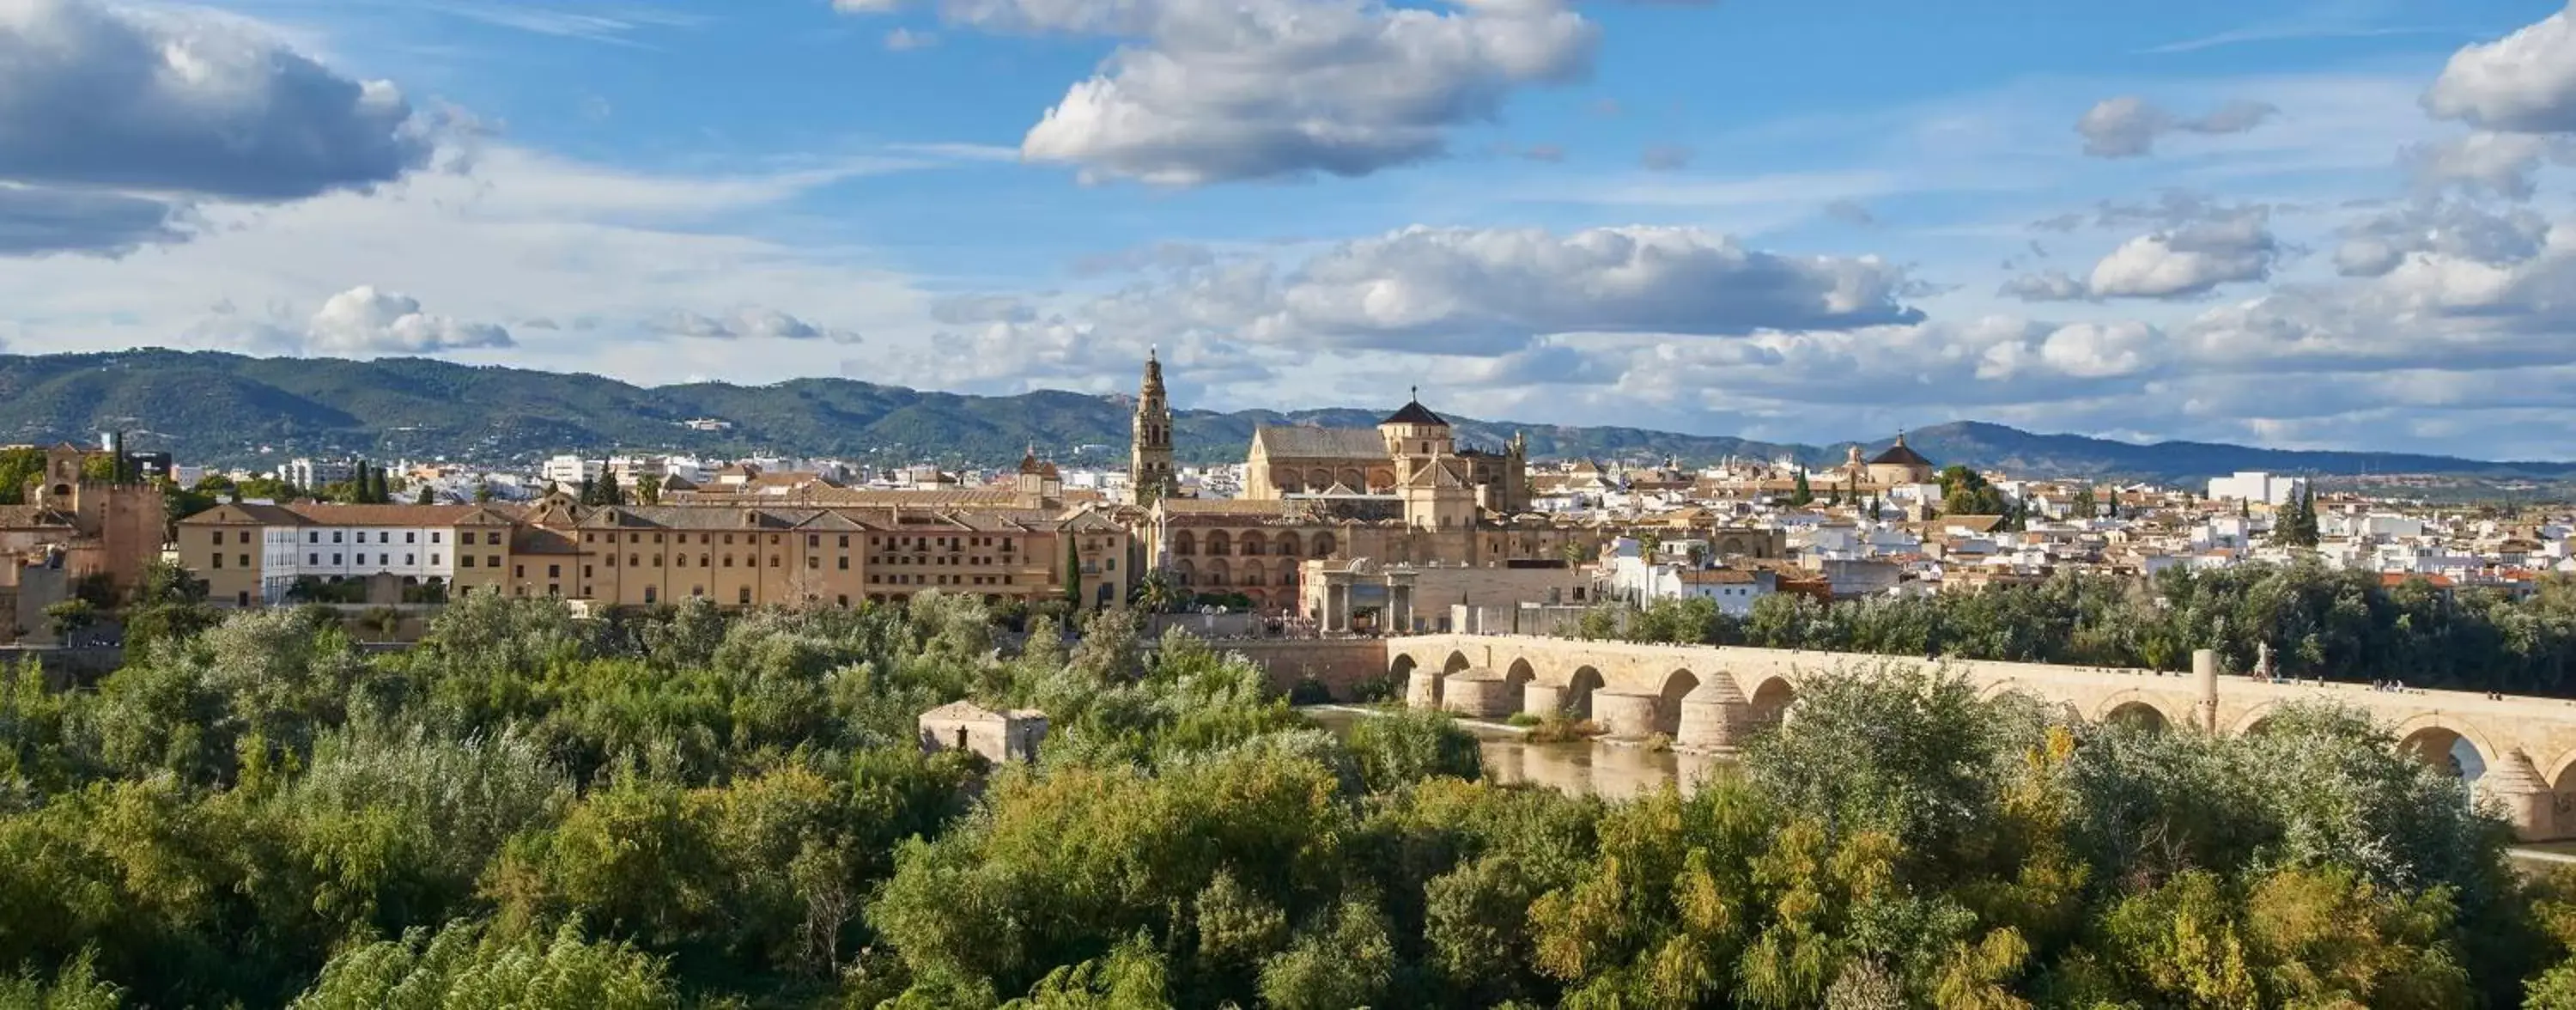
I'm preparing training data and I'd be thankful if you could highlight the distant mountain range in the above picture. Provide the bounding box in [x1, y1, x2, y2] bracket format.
[0, 349, 2567, 484]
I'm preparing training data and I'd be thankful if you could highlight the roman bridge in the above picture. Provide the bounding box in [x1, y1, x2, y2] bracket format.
[1376, 634, 2576, 842]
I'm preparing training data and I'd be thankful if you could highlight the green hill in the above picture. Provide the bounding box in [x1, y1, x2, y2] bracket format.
[3, 349, 2567, 484]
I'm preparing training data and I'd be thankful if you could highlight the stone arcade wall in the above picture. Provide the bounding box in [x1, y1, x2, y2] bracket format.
[1210, 638, 1395, 699]
[1381, 634, 2576, 843]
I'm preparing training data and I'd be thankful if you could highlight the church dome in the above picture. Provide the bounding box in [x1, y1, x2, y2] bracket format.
[1866, 435, 1932, 467]
[1381, 395, 1448, 427]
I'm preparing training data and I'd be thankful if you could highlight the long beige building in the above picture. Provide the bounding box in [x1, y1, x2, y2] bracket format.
[178, 454, 1132, 611]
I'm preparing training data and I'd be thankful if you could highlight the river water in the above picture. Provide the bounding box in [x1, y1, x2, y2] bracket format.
[1302, 705, 1724, 800]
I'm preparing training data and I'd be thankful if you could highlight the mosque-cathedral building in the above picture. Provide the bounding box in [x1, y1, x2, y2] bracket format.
[1132, 352, 1646, 616]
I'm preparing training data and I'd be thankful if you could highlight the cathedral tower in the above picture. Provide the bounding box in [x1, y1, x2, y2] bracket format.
[1129, 348, 1177, 502]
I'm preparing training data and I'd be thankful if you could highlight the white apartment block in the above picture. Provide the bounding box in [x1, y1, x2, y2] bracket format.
[542, 455, 604, 490]
[2207, 471, 2306, 506]
[285, 458, 355, 490]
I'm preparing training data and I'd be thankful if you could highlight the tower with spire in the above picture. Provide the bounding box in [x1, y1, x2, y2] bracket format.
[1129, 347, 1177, 503]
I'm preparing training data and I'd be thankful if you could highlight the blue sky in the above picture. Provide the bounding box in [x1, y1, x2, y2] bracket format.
[3, 0, 2575, 458]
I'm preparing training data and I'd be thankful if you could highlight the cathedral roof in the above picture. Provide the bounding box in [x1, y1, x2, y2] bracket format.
[1381, 398, 1448, 427]
[1251, 425, 1389, 459]
[1400, 458, 1473, 490]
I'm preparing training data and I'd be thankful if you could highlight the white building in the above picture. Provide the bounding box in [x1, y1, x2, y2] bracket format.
[285, 458, 355, 490]
[2207, 471, 2306, 506]
[241, 503, 475, 604]
[1599, 538, 1777, 615]
[541, 455, 603, 490]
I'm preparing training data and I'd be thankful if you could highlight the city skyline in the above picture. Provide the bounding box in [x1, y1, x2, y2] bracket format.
[3, 0, 2574, 457]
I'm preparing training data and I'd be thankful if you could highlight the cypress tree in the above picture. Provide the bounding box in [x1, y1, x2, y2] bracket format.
[1064, 535, 1084, 607]
[1789, 470, 1814, 506]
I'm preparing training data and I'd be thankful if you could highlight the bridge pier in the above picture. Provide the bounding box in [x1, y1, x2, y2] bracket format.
[1674, 678, 1754, 754]
[1593, 691, 1661, 740]
[1442, 669, 1519, 719]
[1522, 681, 1569, 719]
[2482, 750, 2555, 841]
[1405, 669, 1443, 709]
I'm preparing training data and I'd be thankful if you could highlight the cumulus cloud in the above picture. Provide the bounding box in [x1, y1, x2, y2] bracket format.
[304, 286, 513, 354]
[2333, 201, 2551, 277]
[2086, 212, 2281, 298]
[2003, 209, 2280, 301]
[2075, 95, 2280, 157]
[652, 307, 861, 343]
[840, 0, 1596, 185]
[1085, 225, 1925, 354]
[878, 319, 1273, 395]
[0, 0, 435, 256]
[2403, 131, 2569, 200]
[2424, 3, 2576, 134]
[883, 27, 935, 49]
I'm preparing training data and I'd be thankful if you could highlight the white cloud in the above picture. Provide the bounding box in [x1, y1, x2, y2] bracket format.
[2003, 208, 2280, 301]
[650, 307, 862, 343]
[2075, 95, 2279, 157]
[0, 140, 930, 380]
[842, 0, 1598, 185]
[1078, 225, 1925, 355]
[875, 319, 1271, 397]
[0, 0, 435, 255]
[2403, 131, 2569, 200]
[305, 285, 511, 354]
[2086, 211, 2280, 298]
[2424, 3, 2576, 134]
[883, 26, 935, 49]
[2333, 200, 2551, 277]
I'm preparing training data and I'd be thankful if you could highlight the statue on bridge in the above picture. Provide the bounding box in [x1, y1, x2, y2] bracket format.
[2255, 642, 2274, 680]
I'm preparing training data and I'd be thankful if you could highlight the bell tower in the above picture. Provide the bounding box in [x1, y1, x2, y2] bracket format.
[1129, 347, 1176, 503]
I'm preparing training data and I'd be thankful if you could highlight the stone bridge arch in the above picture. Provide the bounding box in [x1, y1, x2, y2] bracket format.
[1747, 673, 1798, 728]
[2094, 691, 2184, 733]
[2391, 712, 2499, 781]
[1656, 668, 1700, 735]
[2227, 701, 2283, 738]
